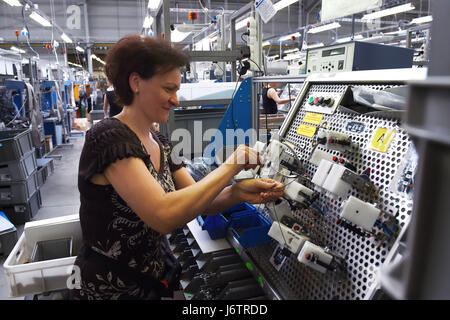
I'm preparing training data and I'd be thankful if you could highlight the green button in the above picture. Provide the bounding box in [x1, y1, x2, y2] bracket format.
[308, 96, 314, 105]
[235, 248, 240, 253]
[258, 276, 263, 284]
[245, 262, 253, 271]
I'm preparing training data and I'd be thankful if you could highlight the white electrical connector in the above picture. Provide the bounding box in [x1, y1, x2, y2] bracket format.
[268, 198, 294, 221]
[268, 221, 309, 254]
[340, 196, 380, 231]
[311, 159, 352, 198]
[311, 159, 334, 188]
[322, 164, 351, 198]
[284, 181, 314, 203]
[297, 241, 333, 273]
[310, 148, 335, 166]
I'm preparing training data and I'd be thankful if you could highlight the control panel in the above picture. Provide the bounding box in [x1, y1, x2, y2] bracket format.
[306, 41, 414, 75]
[304, 91, 342, 114]
[185, 69, 424, 301]
[225, 69, 424, 300]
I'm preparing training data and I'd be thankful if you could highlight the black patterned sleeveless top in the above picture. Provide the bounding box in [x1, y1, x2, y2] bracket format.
[72, 118, 184, 300]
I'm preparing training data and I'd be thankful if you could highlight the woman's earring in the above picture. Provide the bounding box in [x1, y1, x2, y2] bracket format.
[135, 89, 139, 94]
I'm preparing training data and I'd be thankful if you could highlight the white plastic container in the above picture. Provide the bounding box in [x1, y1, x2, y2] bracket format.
[3, 214, 81, 297]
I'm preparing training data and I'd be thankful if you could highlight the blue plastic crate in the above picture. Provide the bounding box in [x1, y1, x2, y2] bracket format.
[228, 212, 272, 248]
[203, 202, 257, 240]
[203, 214, 228, 240]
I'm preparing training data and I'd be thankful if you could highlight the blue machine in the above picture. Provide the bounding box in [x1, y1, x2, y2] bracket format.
[5, 79, 27, 117]
[203, 78, 253, 165]
[40, 80, 58, 112]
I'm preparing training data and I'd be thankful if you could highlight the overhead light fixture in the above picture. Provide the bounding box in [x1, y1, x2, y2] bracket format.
[267, 55, 279, 60]
[76, 46, 84, 53]
[91, 54, 106, 65]
[284, 48, 299, 54]
[283, 53, 302, 60]
[143, 16, 154, 29]
[29, 11, 52, 27]
[336, 34, 363, 43]
[411, 15, 433, 24]
[262, 41, 271, 46]
[304, 42, 324, 49]
[362, 3, 415, 20]
[68, 62, 82, 68]
[148, 0, 162, 10]
[273, 0, 298, 12]
[308, 22, 341, 34]
[279, 32, 301, 41]
[10, 46, 25, 53]
[171, 29, 191, 43]
[61, 33, 73, 43]
[2, 0, 22, 6]
[236, 18, 250, 30]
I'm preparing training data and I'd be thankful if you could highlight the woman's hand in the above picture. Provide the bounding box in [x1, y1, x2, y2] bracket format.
[224, 145, 262, 172]
[232, 178, 284, 204]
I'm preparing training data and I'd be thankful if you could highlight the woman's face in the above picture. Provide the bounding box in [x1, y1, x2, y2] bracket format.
[134, 68, 181, 123]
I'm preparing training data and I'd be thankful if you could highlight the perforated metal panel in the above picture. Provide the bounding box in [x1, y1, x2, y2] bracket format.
[251, 82, 414, 300]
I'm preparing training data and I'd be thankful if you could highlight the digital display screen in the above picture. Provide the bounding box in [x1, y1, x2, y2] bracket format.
[322, 47, 345, 57]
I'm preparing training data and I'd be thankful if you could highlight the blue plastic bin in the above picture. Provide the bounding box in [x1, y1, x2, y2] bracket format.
[228, 212, 272, 248]
[203, 203, 257, 240]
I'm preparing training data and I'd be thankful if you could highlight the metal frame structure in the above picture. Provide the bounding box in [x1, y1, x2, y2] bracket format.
[252, 75, 308, 140]
[221, 68, 428, 300]
[379, 0, 450, 300]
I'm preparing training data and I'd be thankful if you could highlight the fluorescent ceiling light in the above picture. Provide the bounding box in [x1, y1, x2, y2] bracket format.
[3, 0, 22, 6]
[385, 29, 407, 36]
[283, 53, 302, 60]
[308, 22, 341, 34]
[29, 11, 52, 27]
[76, 46, 85, 53]
[61, 33, 73, 43]
[148, 0, 162, 10]
[171, 29, 191, 43]
[336, 34, 363, 43]
[68, 62, 82, 68]
[10, 46, 25, 53]
[284, 48, 299, 54]
[411, 37, 425, 43]
[279, 32, 301, 41]
[411, 15, 433, 24]
[91, 54, 106, 65]
[236, 18, 250, 30]
[267, 55, 279, 59]
[362, 3, 415, 20]
[273, 0, 298, 12]
[262, 41, 271, 46]
[304, 42, 324, 49]
[143, 16, 154, 28]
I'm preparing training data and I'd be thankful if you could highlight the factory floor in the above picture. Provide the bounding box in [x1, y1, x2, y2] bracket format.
[0, 132, 85, 300]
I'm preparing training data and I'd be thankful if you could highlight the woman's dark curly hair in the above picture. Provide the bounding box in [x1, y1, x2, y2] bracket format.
[104, 35, 190, 106]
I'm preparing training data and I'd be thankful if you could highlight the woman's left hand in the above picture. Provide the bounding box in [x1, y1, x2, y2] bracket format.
[232, 178, 284, 204]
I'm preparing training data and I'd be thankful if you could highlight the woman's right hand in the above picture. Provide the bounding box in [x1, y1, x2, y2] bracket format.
[224, 145, 262, 172]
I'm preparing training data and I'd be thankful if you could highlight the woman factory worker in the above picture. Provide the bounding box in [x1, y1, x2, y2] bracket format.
[70, 35, 284, 300]
[262, 81, 295, 114]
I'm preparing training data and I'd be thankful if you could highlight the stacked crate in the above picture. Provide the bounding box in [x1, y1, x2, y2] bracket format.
[0, 129, 42, 225]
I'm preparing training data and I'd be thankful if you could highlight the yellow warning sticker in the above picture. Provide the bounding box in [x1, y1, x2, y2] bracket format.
[297, 124, 317, 138]
[370, 128, 396, 153]
[303, 112, 324, 125]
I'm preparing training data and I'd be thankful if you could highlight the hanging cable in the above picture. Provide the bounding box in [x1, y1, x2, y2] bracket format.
[21, 5, 39, 59]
